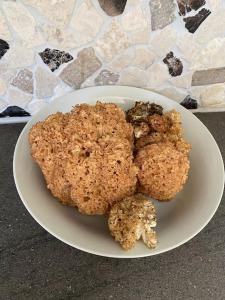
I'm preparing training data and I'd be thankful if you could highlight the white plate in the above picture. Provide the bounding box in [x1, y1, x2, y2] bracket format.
[13, 86, 224, 258]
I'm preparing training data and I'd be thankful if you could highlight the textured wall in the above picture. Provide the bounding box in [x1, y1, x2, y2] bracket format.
[0, 0, 225, 118]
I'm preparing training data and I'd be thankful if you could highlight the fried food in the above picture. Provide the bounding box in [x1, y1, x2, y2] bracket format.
[131, 105, 191, 201]
[29, 102, 138, 215]
[29, 99, 191, 250]
[108, 194, 157, 250]
[135, 142, 190, 201]
[126, 101, 163, 124]
[135, 109, 191, 159]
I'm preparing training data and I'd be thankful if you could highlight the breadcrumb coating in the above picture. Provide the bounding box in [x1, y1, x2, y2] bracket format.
[135, 142, 190, 201]
[29, 102, 138, 215]
[108, 194, 157, 250]
[148, 114, 168, 133]
[132, 107, 191, 201]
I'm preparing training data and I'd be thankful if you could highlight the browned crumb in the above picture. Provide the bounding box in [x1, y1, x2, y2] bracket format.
[108, 194, 157, 250]
[135, 142, 190, 201]
[29, 102, 138, 215]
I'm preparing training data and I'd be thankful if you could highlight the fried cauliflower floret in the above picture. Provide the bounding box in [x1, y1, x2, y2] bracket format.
[29, 102, 138, 215]
[126, 102, 182, 145]
[135, 110, 190, 154]
[108, 194, 157, 250]
[135, 142, 190, 201]
[126, 102, 163, 138]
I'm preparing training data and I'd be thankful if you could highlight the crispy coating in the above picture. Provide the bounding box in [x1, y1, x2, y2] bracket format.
[108, 194, 157, 250]
[135, 132, 163, 150]
[135, 110, 190, 154]
[148, 114, 168, 133]
[29, 102, 138, 215]
[135, 142, 190, 201]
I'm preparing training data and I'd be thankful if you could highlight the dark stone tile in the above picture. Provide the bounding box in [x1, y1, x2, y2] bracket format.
[39, 48, 73, 72]
[183, 8, 211, 33]
[98, 0, 127, 16]
[163, 52, 183, 77]
[0, 39, 9, 60]
[0, 106, 30, 117]
[180, 95, 198, 109]
[177, 0, 205, 16]
[192, 68, 225, 86]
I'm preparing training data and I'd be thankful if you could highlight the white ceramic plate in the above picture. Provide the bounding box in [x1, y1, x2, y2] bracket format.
[13, 86, 224, 258]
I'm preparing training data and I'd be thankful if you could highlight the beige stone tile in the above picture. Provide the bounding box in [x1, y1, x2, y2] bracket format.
[95, 20, 130, 62]
[60, 47, 102, 89]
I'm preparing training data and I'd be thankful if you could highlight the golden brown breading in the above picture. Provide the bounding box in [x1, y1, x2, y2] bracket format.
[108, 194, 157, 250]
[29, 102, 138, 215]
[135, 142, 190, 201]
[29, 112, 73, 206]
[175, 138, 191, 156]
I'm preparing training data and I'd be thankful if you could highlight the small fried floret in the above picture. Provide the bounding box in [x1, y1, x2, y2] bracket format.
[126, 101, 163, 124]
[108, 194, 157, 250]
[135, 142, 190, 201]
[135, 110, 190, 153]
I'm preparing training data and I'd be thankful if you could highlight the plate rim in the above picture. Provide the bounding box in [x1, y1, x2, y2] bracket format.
[13, 85, 225, 258]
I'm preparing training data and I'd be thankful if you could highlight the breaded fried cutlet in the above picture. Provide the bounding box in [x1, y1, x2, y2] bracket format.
[29, 102, 138, 215]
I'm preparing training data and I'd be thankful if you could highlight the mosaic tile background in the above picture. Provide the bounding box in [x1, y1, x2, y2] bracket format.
[0, 0, 225, 118]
